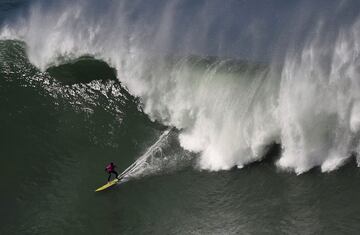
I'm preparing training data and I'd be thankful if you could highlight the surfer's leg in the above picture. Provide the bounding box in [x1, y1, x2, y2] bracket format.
[108, 173, 111, 182]
[110, 171, 119, 179]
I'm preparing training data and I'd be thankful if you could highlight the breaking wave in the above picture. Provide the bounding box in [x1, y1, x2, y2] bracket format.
[2, 0, 360, 174]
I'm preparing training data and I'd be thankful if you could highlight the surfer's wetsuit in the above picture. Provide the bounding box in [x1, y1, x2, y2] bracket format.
[105, 163, 119, 181]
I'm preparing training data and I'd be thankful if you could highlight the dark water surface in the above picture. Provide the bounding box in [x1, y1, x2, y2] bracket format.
[0, 40, 360, 235]
[2, 1, 360, 235]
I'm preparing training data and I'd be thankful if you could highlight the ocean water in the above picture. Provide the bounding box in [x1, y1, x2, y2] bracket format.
[2, 0, 360, 234]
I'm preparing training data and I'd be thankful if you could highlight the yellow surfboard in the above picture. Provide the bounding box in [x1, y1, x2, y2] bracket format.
[95, 178, 119, 192]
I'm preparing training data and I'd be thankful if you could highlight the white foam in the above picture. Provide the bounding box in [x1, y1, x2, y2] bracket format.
[2, 0, 360, 173]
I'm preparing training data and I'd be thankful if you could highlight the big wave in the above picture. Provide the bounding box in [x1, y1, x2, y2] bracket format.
[2, 0, 360, 174]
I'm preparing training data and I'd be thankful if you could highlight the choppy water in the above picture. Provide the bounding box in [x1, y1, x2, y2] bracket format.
[2, 1, 360, 234]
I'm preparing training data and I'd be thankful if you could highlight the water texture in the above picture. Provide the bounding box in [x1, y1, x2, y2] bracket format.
[1, 1, 360, 234]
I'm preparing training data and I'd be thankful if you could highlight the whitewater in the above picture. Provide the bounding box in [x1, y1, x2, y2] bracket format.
[2, 0, 360, 174]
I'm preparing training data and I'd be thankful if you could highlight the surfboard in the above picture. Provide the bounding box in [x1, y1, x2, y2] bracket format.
[95, 178, 119, 192]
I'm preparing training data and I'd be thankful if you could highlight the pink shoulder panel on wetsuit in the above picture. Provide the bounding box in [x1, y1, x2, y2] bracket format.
[105, 164, 114, 172]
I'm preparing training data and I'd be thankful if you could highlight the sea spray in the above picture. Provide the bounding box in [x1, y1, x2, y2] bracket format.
[277, 20, 360, 173]
[119, 128, 193, 181]
[2, 0, 360, 173]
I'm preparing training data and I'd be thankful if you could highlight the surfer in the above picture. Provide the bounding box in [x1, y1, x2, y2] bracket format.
[105, 162, 119, 182]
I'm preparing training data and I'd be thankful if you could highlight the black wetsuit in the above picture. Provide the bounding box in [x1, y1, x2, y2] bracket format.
[105, 164, 119, 181]
[108, 170, 119, 181]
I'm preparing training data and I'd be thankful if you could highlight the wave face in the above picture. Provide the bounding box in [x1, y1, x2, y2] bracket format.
[2, 0, 360, 174]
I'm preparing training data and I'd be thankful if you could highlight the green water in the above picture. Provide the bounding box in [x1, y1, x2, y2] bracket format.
[1, 40, 360, 235]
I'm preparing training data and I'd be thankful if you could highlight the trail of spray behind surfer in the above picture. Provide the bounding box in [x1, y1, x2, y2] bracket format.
[118, 128, 191, 183]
